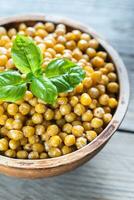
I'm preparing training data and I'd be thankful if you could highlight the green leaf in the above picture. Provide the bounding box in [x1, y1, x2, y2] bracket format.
[45, 58, 85, 93]
[30, 76, 58, 104]
[11, 35, 43, 75]
[45, 58, 76, 78]
[0, 71, 27, 102]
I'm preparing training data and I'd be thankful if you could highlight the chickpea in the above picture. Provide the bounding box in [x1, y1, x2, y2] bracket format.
[78, 39, 89, 51]
[82, 110, 93, 122]
[103, 113, 112, 123]
[0, 27, 7, 36]
[23, 126, 35, 137]
[108, 98, 118, 108]
[107, 82, 119, 93]
[48, 147, 61, 158]
[81, 33, 91, 41]
[56, 119, 66, 127]
[66, 40, 76, 50]
[47, 125, 59, 136]
[60, 104, 71, 115]
[0, 127, 8, 136]
[0, 115, 8, 125]
[108, 72, 117, 82]
[48, 135, 62, 147]
[34, 22, 44, 30]
[54, 44, 65, 53]
[28, 135, 39, 144]
[86, 48, 96, 58]
[5, 149, 16, 158]
[89, 99, 98, 109]
[92, 56, 104, 68]
[72, 48, 83, 60]
[96, 51, 107, 60]
[75, 83, 83, 93]
[29, 97, 37, 106]
[80, 93, 92, 106]
[72, 121, 82, 126]
[99, 94, 109, 105]
[19, 103, 31, 115]
[8, 28, 17, 38]
[0, 138, 8, 151]
[12, 119, 23, 130]
[91, 71, 102, 85]
[28, 151, 39, 159]
[59, 132, 67, 141]
[89, 39, 99, 49]
[94, 107, 105, 118]
[40, 152, 48, 159]
[32, 143, 44, 153]
[64, 135, 75, 146]
[72, 125, 84, 137]
[105, 63, 115, 72]
[44, 108, 54, 120]
[32, 113, 43, 124]
[24, 144, 32, 152]
[5, 118, 14, 130]
[62, 145, 72, 155]
[35, 103, 46, 114]
[91, 118, 103, 128]
[57, 97, 68, 105]
[88, 87, 99, 99]
[24, 91, 33, 101]
[65, 113, 76, 122]
[86, 130, 97, 142]
[83, 77, 93, 89]
[8, 130, 23, 140]
[76, 137, 87, 149]
[63, 123, 72, 134]
[17, 150, 28, 159]
[72, 30, 81, 41]
[14, 113, 25, 122]
[20, 137, 28, 146]
[74, 103, 85, 116]
[97, 84, 106, 94]
[83, 122, 91, 131]
[44, 22, 55, 32]
[35, 125, 45, 135]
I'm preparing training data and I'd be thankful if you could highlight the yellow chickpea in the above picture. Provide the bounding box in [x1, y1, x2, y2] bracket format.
[83, 77, 93, 89]
[19, 103, 31, 115]
[91, 118, 103, 128]
[32, 143, 44, 153]
[99, 94, 109, 105]
[54, 44, 65, 53]
[107, 82, 119, 93]
[82, 110, 93, 122]
[92, 56, 104, 68]
[74, 103, 86, 116]
[35, 125, 45, 135]
[64, 135, 76, 146]
[48, 147, 62, 158]
[78, 39, 89, 51]
[72, 48, 83, 60]
[35, 103, 46, 114]
[0, 138, 8, 151]
[76, 137, 87, 149]
[0, 115, 8, 125]
[5, 149, 16, 158]
[48, 135, 62, 147]
[65, 112, 76, 122]
[70, 96, 79, 107]
[103, 113, 112, 123]
[17, 150, 28, 159]
[44, 108, 54, 120]
[23, 126, 35, 137]
[108, 98, 118, 108]
[60, 104, 71, 115]
[72, 125, 84, 137]
[89, 39, 99, 49]
[80, 93, 92, 106]
[93, 107, 105, 118]
[5, 118, 14, 130]
[47, 124, 59, 136]
[63, 123, 72, 134]
[86, 130, 97, 142]
[72, 30, 81, 41]
[32, 113, 43, 124]
[62, 145, 72, 155]
[0, 55, 8, 66]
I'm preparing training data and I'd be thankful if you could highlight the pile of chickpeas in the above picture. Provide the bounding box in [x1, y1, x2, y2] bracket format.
[0, 21, 119, 159]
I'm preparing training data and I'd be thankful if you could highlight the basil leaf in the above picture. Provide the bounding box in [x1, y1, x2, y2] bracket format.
[0, 71, 27, 102]
[45, 58, 85, 93]
[45, 58, 76, 78]
[11, 35, 43, 75]
[30, 77, 58, 104]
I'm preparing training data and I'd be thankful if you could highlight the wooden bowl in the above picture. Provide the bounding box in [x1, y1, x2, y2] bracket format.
[0, 14, 129, 179]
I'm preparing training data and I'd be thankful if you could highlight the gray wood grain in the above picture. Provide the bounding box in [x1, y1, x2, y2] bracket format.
[0, 0, 133, 131]
[0, 131, 133, 200]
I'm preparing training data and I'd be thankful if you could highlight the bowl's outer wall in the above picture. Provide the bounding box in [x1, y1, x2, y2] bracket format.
[0, 14, 129, 179]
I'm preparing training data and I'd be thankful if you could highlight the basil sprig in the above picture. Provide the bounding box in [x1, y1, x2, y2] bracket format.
[0, 35, 85, 104]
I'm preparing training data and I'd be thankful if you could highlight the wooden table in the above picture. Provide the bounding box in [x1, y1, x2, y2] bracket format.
[0, 0, 134, 199]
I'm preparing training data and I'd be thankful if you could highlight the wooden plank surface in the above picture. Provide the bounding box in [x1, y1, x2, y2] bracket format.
[0, 131, 133, 200]
[0, 0, 133, 131]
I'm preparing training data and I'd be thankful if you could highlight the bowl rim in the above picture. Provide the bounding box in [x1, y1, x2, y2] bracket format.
[0, 14, 130, 169]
